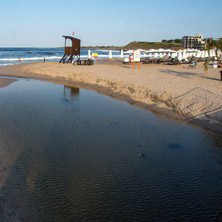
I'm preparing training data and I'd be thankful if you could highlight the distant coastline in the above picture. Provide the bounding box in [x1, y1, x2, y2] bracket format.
[57, 41, 183, 51]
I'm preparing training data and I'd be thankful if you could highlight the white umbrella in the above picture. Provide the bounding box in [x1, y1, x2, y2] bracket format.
[146, 49, 154, 58]
[191, 49, 198, 57]
[201, 51, 205, 58]
[136, 49, 146, 52]
[205, 51, 209, 58]
[186, 48, 192, 58]
[177, 50, 182, 61]
[171, 52, 177, 58]
[143, 51, 146, 58]
[156, 49, 165, 58]
[145, 50, 151, 57]
[124, 50, 134, 54]
[209, 48, 216, 57]
[196, 51, 201, 58]
[182, 50, 187, 60]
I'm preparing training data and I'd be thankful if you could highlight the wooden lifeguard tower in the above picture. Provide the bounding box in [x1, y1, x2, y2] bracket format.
[59, 36, 81, 63]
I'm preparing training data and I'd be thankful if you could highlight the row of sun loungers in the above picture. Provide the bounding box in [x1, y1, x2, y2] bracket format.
[140, 57, 210, 65]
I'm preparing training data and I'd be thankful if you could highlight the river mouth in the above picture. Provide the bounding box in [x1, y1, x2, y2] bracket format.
[0, 77, 222, 221]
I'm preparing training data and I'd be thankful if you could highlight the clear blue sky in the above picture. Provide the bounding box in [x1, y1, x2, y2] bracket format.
[0, 0, 221, 47]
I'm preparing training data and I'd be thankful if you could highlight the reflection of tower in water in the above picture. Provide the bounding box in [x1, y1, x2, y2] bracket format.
[64, 86, 80, 102]
[63, 85, 81, 136]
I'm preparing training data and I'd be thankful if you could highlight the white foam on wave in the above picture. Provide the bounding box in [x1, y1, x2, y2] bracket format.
[96, 55, 110, 58]
[80, 55, 88, 59]
[0, 54, 123, 66]
[0, 56, 61, 61]
[0, 63, 14, 66]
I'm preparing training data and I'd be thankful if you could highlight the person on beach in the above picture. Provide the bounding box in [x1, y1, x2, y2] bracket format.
[18, 56, 22, 62]
[189, 60, 197, 69]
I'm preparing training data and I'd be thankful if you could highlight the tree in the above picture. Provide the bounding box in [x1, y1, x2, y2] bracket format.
[174, 39, 182, 43]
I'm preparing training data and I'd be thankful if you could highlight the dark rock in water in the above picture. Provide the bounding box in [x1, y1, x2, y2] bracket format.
[138, 153, 146, 158]
[167, 143, 182, 149]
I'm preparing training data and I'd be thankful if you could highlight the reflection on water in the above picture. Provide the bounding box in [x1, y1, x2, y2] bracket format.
[0, 77, 222, 221]
[64, 86, 79, 102]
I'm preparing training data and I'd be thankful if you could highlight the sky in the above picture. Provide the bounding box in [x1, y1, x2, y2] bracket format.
[0, 0, 222, 47]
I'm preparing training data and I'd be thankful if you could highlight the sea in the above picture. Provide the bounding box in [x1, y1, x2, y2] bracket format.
[0, 48, 123, 66]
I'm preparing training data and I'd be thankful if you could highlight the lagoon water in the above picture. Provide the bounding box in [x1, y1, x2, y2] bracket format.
[0, 77, 222, 221]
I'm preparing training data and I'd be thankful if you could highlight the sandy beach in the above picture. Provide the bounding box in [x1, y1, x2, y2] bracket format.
[0, 61, 222, 133]
[0, 78, 17, 88]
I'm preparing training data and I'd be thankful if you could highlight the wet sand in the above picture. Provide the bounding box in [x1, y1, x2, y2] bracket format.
[0, 61, 222, 133]
[0, 78, 17, 88]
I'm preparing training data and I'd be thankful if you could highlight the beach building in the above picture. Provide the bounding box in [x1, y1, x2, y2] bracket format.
[182, 34, 206, 50]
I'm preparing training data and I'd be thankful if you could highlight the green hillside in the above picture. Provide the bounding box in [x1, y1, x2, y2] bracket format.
[123, 41, 183, 50]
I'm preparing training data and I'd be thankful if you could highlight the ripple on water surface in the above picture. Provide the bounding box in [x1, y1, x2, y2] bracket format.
[0, 77, 222, 221]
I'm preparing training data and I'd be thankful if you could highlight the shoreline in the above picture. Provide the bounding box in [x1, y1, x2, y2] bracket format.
[0, 61, 222, 133]
[0, 78, 17, 88]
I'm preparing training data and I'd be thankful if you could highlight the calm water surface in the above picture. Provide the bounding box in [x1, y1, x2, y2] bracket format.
[0, 77, 222, 221]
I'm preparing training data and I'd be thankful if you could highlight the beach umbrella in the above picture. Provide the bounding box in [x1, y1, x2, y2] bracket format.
[120, 50, 123, 58]
[182, 50, 187, 59]
[196, 51, 201, 58]
[163, 49, 168, 57]
[145, 50, 151, 57]
[154, 51, 158, 58]
[124, 50, 134, 54]
[177, 50, 182, 61]
[194, 50, 198, 58]
[167, 49, 173, 57]
[171, 51, 177, 58]
[156, 48, 164, 58]
[186, 48, 191, 58]
[109, 50, 112, 59]
[201, 51, 205, 58]
[136, 49, 146, 52]
[209, 48, 216, 57]
[149, 49, 157, 58]
[192, 49, 198, 57]
[143, 51, 146, 58]
[187, 48, 196, 58]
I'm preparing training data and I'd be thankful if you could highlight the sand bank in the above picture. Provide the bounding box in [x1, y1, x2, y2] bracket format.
[0, 61, 222, 132]
[0, 78, 17, 88]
